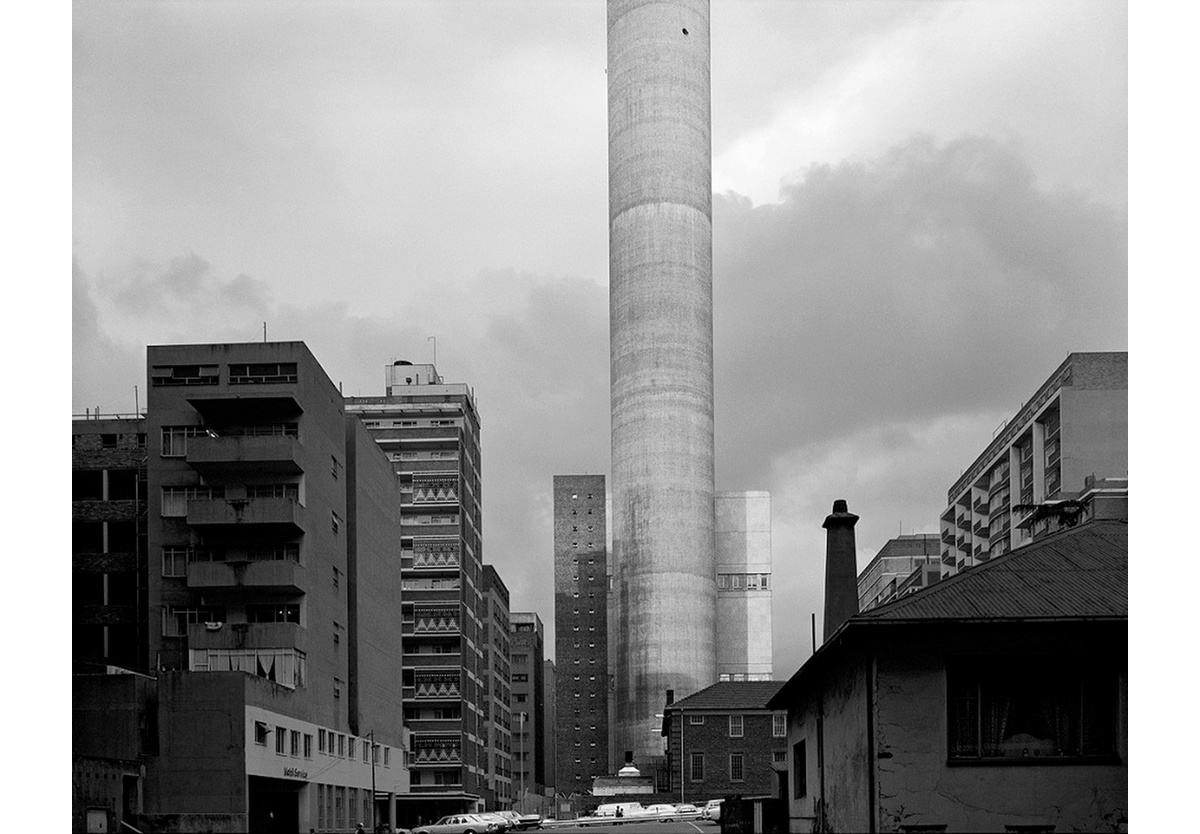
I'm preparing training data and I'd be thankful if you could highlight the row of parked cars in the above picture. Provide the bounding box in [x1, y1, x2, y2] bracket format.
[411, 810, 542, 834]
[590, 798, 724, 821]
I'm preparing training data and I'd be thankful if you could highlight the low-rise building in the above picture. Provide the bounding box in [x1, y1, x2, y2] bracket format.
[660, 681, 789, 805]
[856, 534, 941, 612]
[770, 520, 1128, 833]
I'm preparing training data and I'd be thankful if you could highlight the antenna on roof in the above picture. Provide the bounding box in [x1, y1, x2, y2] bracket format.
[263, 322, 267, 342]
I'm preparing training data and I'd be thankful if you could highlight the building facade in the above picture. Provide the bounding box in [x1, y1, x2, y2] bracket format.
[773, 521, 1127, 834]
[73, 416, 150, 674]
[552, 475, 611, 789]
[940, 352, 1127, 575]
[509, 612, 546, 809]
[127, 341, 408, 832]
[345, 361, 489, 816]
[660, 682, 788, 805]
[481, 565, 514, 810]
[855, 533, 941, 612]
[715, 491, 773, 681]
[542, 658, 557, 798]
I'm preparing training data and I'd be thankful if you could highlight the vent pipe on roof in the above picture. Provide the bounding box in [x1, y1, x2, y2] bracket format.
[822, 498, 860, 644]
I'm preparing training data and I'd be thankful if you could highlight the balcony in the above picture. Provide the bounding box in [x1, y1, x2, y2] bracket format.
[404, 652, 463, 669]
[407, 680, 462, 701]
[187, 497, 304, 535]
[187, 559, 306, 593]
[188, 621, 301, 651]
[186, 434, 302, 474]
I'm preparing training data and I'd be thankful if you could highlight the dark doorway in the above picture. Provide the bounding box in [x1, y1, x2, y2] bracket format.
[248, 776, 301, 834]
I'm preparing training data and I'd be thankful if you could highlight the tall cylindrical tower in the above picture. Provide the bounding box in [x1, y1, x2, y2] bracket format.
[608, 0, 716, 763]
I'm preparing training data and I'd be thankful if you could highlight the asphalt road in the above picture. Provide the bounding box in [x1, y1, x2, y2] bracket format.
[539, 821, 718, 834]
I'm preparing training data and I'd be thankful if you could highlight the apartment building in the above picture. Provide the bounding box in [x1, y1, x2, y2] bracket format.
[715, 491, 773, 682]
[940, 352, 1127, 575]
[113, 341, 410, 832]
[856, 534, 941, 612]
[552, 475, 610, 791]
[73, 416, 149, 673]
[509, 612, 546, 809]
[481, 565, 514, 809]
[346, 362, 489, 817]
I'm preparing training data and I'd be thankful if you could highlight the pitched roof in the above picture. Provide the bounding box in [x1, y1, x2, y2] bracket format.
[857, 519, 1127, 622]
[665, 681, 787, 712]
[768, 520, 1127, 711]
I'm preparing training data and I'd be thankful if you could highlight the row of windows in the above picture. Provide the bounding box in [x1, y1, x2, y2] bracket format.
[688, 752, 748, 782]
[163, 604, 299, 635]
[151, 362, 298, 386]
[316, 783, 373, 831]
[717, 573, 771, 591]
[685, 713, 787, 738]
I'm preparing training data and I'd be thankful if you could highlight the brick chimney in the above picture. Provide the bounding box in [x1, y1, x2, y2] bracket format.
[822, 498, 860, 643]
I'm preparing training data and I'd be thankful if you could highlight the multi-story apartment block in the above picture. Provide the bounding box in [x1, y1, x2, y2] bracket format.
[509, 612, 545, 808]
[552, 475, 610, 791]
[346, 362, 489, 816]
[482, 565, 513, 809]
[115, 341, 410, 832]
[73, 416, 149, 673]
[940, 352, 1127, 576]
[856, 534, 941, 612]
[715, 491, 773, 682]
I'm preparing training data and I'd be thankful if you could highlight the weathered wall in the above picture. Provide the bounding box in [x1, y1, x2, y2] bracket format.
[872, 624, 1127, 833]
[609, 0, 717, 762]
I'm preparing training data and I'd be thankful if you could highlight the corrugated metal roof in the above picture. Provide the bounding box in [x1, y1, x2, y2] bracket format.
[857, 520, 1127, 621]
[666, 681, 787, 711]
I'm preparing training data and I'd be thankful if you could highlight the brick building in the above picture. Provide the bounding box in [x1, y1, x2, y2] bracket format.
[660, 681, 788, 805]
[73, 416, 149, 673]
[552, 475, 611, 791]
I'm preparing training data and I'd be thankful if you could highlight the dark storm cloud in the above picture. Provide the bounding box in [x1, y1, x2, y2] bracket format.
[713, 133, 1126, 491]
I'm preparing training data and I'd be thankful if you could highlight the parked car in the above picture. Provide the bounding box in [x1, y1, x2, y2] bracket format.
[413, 813, 501, 834]
[638, 804, 682, 820]
[475, 813, 511, 832]
[495, 810, 541, 830]
[595, 802, 644, 818]
[674, 803, 702, 818]
[701, 799, 725, 821]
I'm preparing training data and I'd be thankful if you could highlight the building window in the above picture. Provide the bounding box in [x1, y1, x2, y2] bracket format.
[730, 753, 745, 781]
[254, 721, 269, 746]
[319, 729, 326, 752]
[334, 679, 343, 700]
[690, 752, 705, 781]
[348, 737, 356, 759]
[773, 713, 787, 737]
[291, 730, 301, 756]
[246, 604, 300, 624]
[304, 733, 313, 758]
[228, 362, 298, 384]
[794, 740, 807, 798]
[151, 364, 218, 386]
[729, 715, 743, 738]
[276, 726, 286, 755]
[163, 605, 225, 637]
[384, 747, 390, 767]
[338, 734, 346, 756]
[773, 750, 787, 764]
[947, 657, 1118, 761]
[161, 426, 209, 457]
[690, 715, 705, 725]
[162, 547, 188, 577]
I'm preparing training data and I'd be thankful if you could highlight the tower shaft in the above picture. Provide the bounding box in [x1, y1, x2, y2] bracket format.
[608, 0, 716, 763]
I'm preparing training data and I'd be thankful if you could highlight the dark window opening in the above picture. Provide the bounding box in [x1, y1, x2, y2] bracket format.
[73, 470, 104, 501]
[73, 522, 104, 554]
[948, 657, 1118, 761]
[107, 522, 137, 553]
[108, 469, 138, 500]
[793, 739, 807, 798]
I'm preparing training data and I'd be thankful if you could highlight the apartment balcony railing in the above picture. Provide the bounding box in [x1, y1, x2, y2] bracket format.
[413, 747, 462, 765]
[186, 559, 306, 593]
[411, 680, 462, 700]
[186, 434, 302, 474]
[187, 497, 304, 534]
[187, 621, 302, 652]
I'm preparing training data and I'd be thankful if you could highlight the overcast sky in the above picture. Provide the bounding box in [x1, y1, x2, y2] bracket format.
[72, 0, 1127, 679]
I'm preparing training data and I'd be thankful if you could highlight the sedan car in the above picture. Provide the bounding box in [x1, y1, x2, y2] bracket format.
[701, 799, 725, 821]
[413, 813, 501, 834]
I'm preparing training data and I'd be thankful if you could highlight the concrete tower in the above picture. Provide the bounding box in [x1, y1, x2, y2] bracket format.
[608, 0, 716, 762]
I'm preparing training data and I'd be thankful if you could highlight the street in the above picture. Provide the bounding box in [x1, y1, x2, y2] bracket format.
[540, 821, 718, 834]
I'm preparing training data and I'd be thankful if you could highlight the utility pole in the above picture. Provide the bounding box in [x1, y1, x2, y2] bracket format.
[369, 730, 377, 832]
